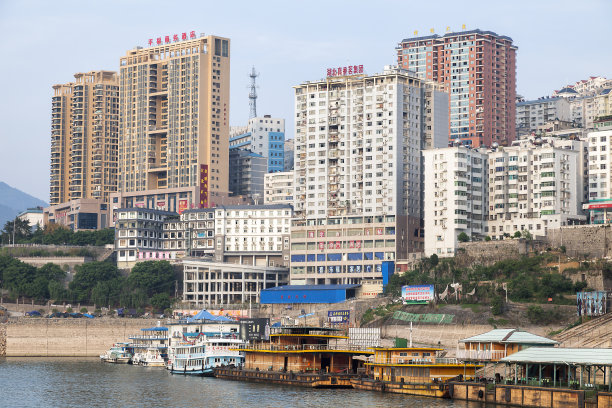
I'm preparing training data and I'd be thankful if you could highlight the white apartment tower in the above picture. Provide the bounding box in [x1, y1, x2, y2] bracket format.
[290, 66, 448, 285]
[488, 142, 585, 239]
[423, 147, 488, 257]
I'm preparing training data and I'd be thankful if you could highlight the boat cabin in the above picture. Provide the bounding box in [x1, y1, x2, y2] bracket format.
[242, 326, 372, 374]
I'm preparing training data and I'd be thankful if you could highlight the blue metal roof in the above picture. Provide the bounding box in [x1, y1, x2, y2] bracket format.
[141, 327, 168, 331]
[263, 284, 360, 291]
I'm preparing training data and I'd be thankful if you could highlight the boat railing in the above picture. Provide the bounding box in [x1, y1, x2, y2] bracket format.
[456, 349, 506, 361]
[129, 335, 169, 341]
[238, 343, 370, 352]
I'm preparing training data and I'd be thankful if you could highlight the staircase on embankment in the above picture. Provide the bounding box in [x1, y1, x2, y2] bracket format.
[554, 313, 612, 348]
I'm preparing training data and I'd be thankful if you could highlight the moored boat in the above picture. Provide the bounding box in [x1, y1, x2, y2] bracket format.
[100, 342, 133, 364]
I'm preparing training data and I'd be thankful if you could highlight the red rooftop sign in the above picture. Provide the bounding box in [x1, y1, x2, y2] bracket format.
[327, 65, 363, 77]
[148, 31, 196, 46]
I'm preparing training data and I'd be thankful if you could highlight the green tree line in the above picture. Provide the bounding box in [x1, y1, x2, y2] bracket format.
[1, 219, 114, 246]
[0, 256, 175, 311]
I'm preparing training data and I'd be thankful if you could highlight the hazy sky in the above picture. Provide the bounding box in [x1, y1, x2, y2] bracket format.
[0, 0, 610, 202]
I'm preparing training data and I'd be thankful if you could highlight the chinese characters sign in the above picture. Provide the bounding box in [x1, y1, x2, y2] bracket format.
[402, 285, 435, 304]
[199, 164, 209, 208]
[148, 31, 196, 46]
[327, 65, 364, 77]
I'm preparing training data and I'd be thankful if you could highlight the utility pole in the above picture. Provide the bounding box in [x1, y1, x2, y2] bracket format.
[12, 217, 16, 246]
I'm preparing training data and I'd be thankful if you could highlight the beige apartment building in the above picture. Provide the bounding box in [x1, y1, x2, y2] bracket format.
[50, 71, 119, 205]
[115, 34, 230, 214]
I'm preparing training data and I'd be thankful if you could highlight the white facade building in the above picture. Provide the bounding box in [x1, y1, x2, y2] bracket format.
[264, 171, 294, 206]
[423, 147, 488, 257]
[290, 66, 448, 284]
[229, 115, 285, 173]
[488, 143, 585, 239]
[182, 259, 289, 305]
[516, 97, 570, 137]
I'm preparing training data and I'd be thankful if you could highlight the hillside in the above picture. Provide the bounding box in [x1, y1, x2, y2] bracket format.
[0, 182, 47, 227]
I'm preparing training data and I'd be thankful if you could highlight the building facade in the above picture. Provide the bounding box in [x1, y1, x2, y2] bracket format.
[117, 34, 230, 209]
[264, 171, 294, 206]
[182, 259, 289, 305]
[44, 199, 110, 231]
[228, 150, 266, 199]
[397, 29, 517, 147]
[229, 115, 285, 173]
[50, 71, 119, 205]
[487, 142, 585, 239]
[516, 97, 570, 138]
[585, 125, 612, 223]
[114, 207, 178, 268]
[290, 66, 448, 285]
[423, 147, 488, 257]
[162, 204, 292, 267]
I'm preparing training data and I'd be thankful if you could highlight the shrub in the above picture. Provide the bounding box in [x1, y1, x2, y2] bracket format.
[80, 307, 88, 313]
[66, 307, 73, 313]
[526, 305, 562, 325]
[458, 232, 470, 243]
[484, 236, 491, 242]
[490, 296, 504, 316]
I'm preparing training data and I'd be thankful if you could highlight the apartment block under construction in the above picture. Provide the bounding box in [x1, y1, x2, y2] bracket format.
[289, 66, 448, 285]
[50, 71, 119, 206]
[113, 34, 230, 215]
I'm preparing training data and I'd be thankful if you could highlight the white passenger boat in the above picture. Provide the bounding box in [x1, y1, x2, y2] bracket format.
[100, 342, 133, 364]
[167, 336, 244, 376]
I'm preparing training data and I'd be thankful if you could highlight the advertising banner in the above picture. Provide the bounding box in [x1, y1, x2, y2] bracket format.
[239, 318, 270, 341]
[178, 199, 189, 214]
[199, 164, 209, 209]
[402, 284, 435, 304]
[327, 310, 350, 324]
[577, 291, 607, 316]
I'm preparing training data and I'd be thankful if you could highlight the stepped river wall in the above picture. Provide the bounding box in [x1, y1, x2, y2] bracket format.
[2, 319, 151, 357]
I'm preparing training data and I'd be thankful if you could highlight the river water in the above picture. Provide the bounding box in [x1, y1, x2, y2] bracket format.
[0, 358, 489, 407]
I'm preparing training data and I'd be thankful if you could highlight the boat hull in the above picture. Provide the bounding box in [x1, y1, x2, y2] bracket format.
[214, 367, 355, 388]
[351, 377, 449, 398]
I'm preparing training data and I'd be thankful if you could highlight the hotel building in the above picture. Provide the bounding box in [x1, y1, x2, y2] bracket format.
[114, 33, 230, 215]
[290, 66, 448, 285]
[50, 71, 119, 205]
[397, 29, 517, 147]
[423, 146, 488, 257]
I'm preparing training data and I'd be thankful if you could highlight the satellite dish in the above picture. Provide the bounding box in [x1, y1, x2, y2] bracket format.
[492, 142, 499, 149]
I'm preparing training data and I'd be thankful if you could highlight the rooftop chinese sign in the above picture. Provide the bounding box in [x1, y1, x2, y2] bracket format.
[148, 31, 196, 47]
[327, 65, 364, 77]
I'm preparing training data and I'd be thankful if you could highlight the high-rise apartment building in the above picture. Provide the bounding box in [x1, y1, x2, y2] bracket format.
[487, 142, 584, 238]
[516, 97, 570, 138]
[114, 34, 230, 214]
[423, 147, 488, 257]
[50, 71, 119, 205]
[397, 29, 517, 147]
[290, 66, 448, 285]
[264, 171, 294, 206]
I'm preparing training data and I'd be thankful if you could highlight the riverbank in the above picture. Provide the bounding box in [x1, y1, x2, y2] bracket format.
[1, 318, 153, 357]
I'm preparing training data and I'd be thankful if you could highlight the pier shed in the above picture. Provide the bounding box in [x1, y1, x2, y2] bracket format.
[259, 284, 360, 304]
[501, 347, 612, 390]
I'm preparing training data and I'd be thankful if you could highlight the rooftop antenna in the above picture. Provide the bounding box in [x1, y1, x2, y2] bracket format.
[248, 66, 259, 119]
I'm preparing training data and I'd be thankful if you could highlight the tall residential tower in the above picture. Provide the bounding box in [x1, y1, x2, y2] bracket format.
[397, 29, 517, 147]
[113, 33, 230, 214]
[50, 71, 119, 205]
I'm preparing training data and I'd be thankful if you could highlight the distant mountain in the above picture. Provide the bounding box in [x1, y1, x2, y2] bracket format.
[0, 182, 47, 228]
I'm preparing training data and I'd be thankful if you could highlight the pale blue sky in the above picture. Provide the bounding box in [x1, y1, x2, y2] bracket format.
[0, 0, 610, 201]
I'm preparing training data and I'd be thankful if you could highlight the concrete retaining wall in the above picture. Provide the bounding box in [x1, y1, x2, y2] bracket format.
[547, 225, 612, 258]
[456, 240, 543, 267]
[5, 319, 152, 357]
[0, 323, 6, 356]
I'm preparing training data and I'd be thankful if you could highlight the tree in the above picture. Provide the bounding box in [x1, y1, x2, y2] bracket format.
[70, 261, 121, 302]
[521, 230, 533, 240]
[457, 232, 470, 243]
[151, 293, 172, 311]
[513, 231, 522, 238]
[127, 261, 175, 297]
[484, 236, 492, 242]
[1, 218, 32, 244]
[38, 263, 66, 282]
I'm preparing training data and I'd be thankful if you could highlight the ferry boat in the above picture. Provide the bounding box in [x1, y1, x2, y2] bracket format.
[100, 342, 133, 364]
[167, 336, 244, 376]
[214, 326, 373, 388]
[350, 347, 482, 398]
[129, 326, 168, 367]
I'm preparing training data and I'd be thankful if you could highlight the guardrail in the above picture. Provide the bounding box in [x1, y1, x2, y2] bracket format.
[238, 343, 372, 352]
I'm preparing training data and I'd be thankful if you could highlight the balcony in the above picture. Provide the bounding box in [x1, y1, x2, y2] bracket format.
[456, 349, 507, 361]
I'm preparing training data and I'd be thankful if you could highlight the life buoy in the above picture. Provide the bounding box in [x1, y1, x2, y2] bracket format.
[478, 390, 484, 399]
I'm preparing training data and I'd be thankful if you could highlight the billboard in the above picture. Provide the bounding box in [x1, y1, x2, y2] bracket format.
[328, 310, 350, 324]
[402, 284, 435, 304]
[577, 291, 607, 317]
[239, 318, 270, 341]
[178, 199, 189, 214]
[199, 164, 209, 208]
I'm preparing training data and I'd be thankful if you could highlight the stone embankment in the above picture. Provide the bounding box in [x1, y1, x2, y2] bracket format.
[4, 318, 152, 357]
[0, 323, 7, 356]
